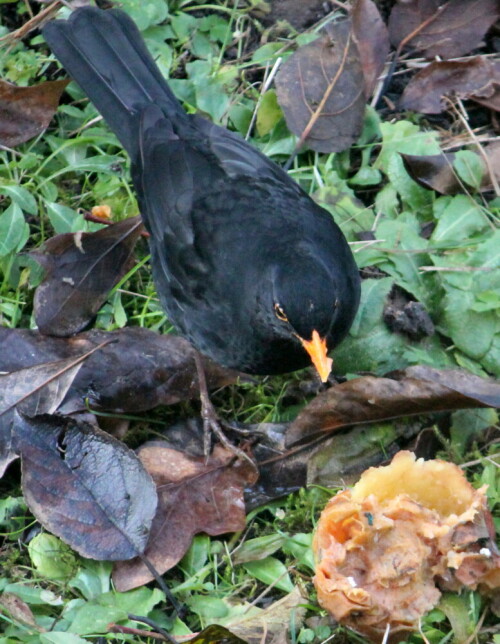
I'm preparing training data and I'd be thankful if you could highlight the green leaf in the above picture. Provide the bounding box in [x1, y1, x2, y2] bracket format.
[180, 534, 210, 577]
[68, 560, 112, 601]
[67, 603, 127, 635]
[256, 90, 283, 137]
[242, 556, 294, 593]
[187, 595, 230, 619]
[0, 185, 37, 214]
[28, 533, 77, 581]
[441, 287, 496, 360]
[453, 150, 484, 190]
[450, 408, 498, 455]
[40, 634, 88, 644]
[3, 583, 63, 606]
[119, 0, 168, 30]
[283, 533, 314, 572]
[0, 203, 28, 256]
[232, 534, 287, 564]
[431, 195, 487, 242]
[375, 121, 441, 172]
[438, 593, 474, 643]
[45, 202, 85, 234]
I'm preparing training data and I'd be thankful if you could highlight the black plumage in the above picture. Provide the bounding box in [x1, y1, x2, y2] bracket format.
[43, 7, 360, 380]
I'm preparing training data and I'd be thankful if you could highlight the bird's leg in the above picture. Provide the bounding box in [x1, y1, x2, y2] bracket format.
[193, 352, 256, 468]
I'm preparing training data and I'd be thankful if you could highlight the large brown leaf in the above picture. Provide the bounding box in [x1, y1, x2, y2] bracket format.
[388, 0, 500, 59]
[274, 21, 365, 153]
[286, 366, 500, 446]
[0, 327, 239, 414]
[18, 413, 157, 560]
[400, 58, 497, 114]
[0, 78, 69, 147]
[351, 0, 390, 97]
[32, 216, 143, 337]
[113, 442, 258, 591]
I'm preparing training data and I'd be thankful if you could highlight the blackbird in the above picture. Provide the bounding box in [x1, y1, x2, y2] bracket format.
[43, 7, 360, 382]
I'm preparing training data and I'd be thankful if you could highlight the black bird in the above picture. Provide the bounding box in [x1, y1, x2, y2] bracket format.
[43, 7, 360, 382]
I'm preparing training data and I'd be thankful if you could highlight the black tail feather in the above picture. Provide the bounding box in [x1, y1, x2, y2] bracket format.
[43, 7, 184, 159]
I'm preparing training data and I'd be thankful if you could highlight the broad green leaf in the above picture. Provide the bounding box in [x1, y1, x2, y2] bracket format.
[243, 556, 294, 593]
[386, 153, 433, 214]
[441, 287, 496, 360]
[67, 603, 127, 635]
[119, 0, 168, 30]
[187, 595, 230, 619]
[283, 533, 314, 572]
[180, 534, 210, 577]
[28, 533, 77, 581]
[45, 202, 85, 234]
[257, 90, 283, 137]
[68, 560, 112, 600]
[349, 277, 393, 337]
[0, 185, 37, 214]
[3, 583, 62, 606]
[453, 150, 484, 190]
[375, 121, 440, 172]
[431, 195, 487, 242]
[0, 203, 28, 256]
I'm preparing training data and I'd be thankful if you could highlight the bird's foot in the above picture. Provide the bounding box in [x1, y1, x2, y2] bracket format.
[194, 352, 256, 469]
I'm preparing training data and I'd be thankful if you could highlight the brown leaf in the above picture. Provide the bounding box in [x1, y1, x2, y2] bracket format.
[0, 593, 39, 629]
[388, 0, 500, 59]
[471, 60, 500, 112]
[188, 626, 247, 644]
[400, 57, 496, 114]
[113, 442, 258, 590]
[274, 21, 365, 153]
[0, 327, 239, 414]
[31, 216, 143, 337]
[18, 413, 157, 561]
[286, 366, 500, 446]
[0, 78, 69, 147]
[401, 152, 461, 195]
[351, 0, 390, 97]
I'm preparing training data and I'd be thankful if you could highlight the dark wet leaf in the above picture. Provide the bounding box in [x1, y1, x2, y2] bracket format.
[0, 327, 238, 414]
[274, 21, 365, 153]
[286, 366, 500, 446]
[113, 442, 257, 590]
[31, 216, 143, 337]
[18, 414, 157, 561]
[400, 57, 496, 114]
[187, 625, 247, 644]
[351, 0, 390, 97]
[388, 0, 500, 59]
[0, 78, 69, 147]
[0, 348, 102, 478]
[401, 152, 461, 195]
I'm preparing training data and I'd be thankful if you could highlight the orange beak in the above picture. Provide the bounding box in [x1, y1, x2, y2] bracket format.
[299, 329, 332, 383]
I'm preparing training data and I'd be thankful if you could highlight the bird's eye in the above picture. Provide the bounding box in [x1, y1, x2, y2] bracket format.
[274, 303, 288, 322]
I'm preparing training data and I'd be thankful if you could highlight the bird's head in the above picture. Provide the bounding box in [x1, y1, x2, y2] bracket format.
[267, 258, 348, 382]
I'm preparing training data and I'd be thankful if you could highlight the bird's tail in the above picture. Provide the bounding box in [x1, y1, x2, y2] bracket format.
[43, 7, 185, 159]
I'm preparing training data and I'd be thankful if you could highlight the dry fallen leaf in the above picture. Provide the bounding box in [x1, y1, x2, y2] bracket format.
[31, 216, 143, 337]
[286, 366, 500, 446]
[0, 78, 69, 147]
[274, 21, 365, 153]
[400, 57, 498, 114]
[313, 451, 500, 641]
[388, 0, 499, 59]
[351, 0, 390, 98]
[113, 443, 258, 591]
